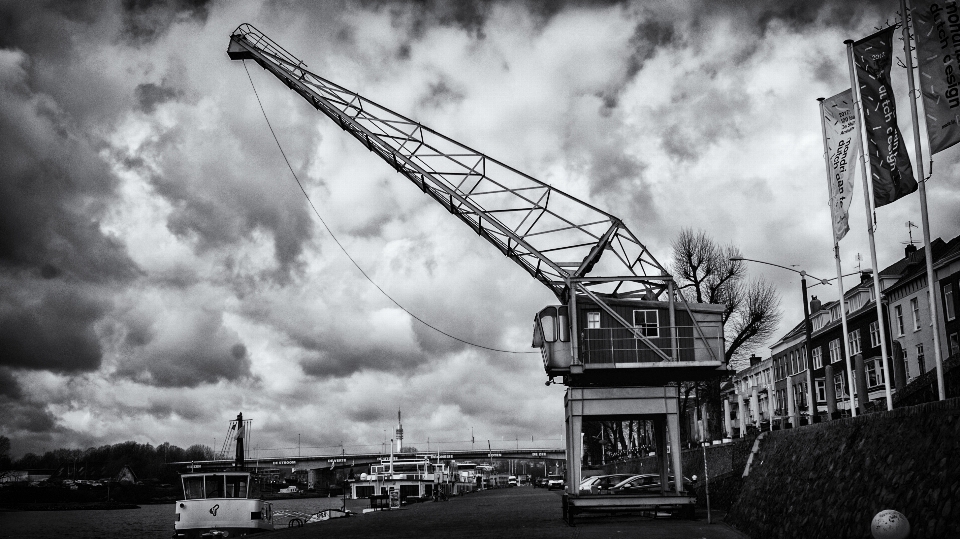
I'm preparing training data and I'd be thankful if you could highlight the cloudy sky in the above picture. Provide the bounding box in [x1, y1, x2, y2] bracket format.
[2, 0, 958, 459]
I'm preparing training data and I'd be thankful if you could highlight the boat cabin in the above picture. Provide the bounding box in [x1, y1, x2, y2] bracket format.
[175, 472, 273, 538]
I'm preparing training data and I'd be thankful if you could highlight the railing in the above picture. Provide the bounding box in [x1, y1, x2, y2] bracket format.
[579, 323, 724, 365]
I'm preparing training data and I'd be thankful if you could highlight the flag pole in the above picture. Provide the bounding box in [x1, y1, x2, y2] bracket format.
[846, 39, 894, 412]
[900, 0, 946, 400]
[817, 96, 858, 418]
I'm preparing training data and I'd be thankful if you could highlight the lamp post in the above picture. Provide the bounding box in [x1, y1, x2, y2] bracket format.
[731, 257, 830, 425]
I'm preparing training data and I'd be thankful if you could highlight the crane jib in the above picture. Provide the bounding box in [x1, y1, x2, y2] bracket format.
[226, 24, 734, 381]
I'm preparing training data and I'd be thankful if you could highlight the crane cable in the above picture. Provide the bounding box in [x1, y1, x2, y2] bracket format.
[242, 61, 535, 355]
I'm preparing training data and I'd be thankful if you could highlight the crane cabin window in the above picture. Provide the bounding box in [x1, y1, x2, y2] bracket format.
[586, 311, 600, 329]
[557, 306, 570, 342]
[538, 308, 557, 343]
[633, 310, 659, 338]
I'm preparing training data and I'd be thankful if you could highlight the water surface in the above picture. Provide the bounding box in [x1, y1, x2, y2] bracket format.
[0, 496, 362, 539]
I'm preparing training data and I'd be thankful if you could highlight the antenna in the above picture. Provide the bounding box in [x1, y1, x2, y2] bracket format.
[902, 221, 920, 246]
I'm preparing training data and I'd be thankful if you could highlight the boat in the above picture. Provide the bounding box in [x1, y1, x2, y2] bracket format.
[174, 413, 274, 538]
[350, 455, 446, 506]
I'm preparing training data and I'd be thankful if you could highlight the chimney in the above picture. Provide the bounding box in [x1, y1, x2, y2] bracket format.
[860, 269, 874, 282]
[749, 354, 761, 367]
[905, 243, 918, 258]
[810, 295, 822, 313]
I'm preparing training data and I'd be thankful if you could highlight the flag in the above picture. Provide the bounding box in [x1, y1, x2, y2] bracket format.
[853, 26, 919, 207]
[821, 89, 860, 241]
[912, 0, 960, 154]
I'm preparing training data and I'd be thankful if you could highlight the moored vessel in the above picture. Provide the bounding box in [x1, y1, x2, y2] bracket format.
[174, 413, 274, 538]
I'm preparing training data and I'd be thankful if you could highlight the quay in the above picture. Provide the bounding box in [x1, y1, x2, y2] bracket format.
[263, 486, 748, 539]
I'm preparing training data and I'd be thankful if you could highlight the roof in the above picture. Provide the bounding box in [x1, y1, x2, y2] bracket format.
[885, 236, 960, 292]
[768, 234, 960, 350]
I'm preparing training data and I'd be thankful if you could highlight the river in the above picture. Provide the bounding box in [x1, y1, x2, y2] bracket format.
[0, 496, 365, 539]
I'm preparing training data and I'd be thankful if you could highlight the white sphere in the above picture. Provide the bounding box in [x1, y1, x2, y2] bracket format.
[871, 509, 910, 539]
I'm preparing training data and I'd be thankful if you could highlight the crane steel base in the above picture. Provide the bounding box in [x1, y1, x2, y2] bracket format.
[561, 493, 697, 526]
[563, 385, 691, 525]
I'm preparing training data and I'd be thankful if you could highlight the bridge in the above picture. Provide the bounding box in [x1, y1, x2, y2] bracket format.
[174, 447, 567, 474]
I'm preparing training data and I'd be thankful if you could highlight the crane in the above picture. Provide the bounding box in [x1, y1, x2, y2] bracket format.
[227, 22, 728, 519]
[226, 24, 725, 381]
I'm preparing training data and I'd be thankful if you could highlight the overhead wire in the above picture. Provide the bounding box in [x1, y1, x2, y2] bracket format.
[242, 60, 536, 355]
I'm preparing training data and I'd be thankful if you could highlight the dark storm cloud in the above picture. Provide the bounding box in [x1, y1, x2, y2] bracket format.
[298, 338, 429, 378]
[0, 285, 109, 373]
[120, 0, 214, 45]
[0, 58, 140, 284]
[135, 81, 182, 113]
[0, 367, 22, 399]
[418, 78, 465, 110]
[113, 310, 254, 387]
[0, 396, 59, 433]
[625, 19, 677, 80]
[125, 91, 320, 280]
[658, 87, 749, 162]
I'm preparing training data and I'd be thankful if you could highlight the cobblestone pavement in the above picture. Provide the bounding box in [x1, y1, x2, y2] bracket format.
[263, 487, 751, 539]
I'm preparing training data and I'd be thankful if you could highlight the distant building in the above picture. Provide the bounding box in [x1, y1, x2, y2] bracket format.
[726, 235, 960, 434]
[115, 465, 139, 485]
[0, 469, 53, 484]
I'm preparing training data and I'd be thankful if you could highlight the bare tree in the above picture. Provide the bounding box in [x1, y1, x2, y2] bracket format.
[671, 228, 782, 442]
[672, 228, 782, 369]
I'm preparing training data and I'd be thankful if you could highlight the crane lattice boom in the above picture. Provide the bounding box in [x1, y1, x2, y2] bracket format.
[227, 23, 670, 302]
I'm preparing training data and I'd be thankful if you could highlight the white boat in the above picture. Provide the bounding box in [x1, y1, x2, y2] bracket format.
[350, 456, 444, 505]
[173, 471, 274, 538]
[174, 413, 273, 538]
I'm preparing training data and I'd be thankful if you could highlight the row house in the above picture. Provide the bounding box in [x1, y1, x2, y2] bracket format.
[934, 239, 960, 359]
[725, 235, 960, 435]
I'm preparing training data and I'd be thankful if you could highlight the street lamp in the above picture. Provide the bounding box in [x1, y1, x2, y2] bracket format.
[730, 257, 830, 426]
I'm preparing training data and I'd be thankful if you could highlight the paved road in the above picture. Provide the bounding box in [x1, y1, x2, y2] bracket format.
[264, 487, 750, 539]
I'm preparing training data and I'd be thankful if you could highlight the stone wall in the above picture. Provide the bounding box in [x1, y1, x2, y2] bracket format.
[893, 353, 960, 408]
[726, 397, 960, 539]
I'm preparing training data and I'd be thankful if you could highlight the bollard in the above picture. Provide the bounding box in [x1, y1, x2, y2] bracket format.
[871, 509, 909, 539]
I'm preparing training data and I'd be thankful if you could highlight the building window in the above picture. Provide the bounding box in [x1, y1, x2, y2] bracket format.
[633, 310, 659, 337]
[815, 379, 826, 402]
[848, 329, 861, 355]
[866, 359, 886, 388]
[834, 371, 845, 398]
[894, 305, 904, 336]
[829, 339, 841, 363]
[866, 361, 878, 387]
[905, 355, 911, 380]
[586, 311, 600, 329]
[916, 344, 924, 375]
[869, 321, 881, 348]
[950, 333, 959, 356]
[812, 347, 823, 369]
[945, 283, 955, 322]
[911, 298, 921, 331]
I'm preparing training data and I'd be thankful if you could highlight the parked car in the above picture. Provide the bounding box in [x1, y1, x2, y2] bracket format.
[507, 476, 518, 487]
[546, 475, 565, 490]
[578, 474, 635, 494]
[608, 473, 696, 494]
[534, 477, 548, 488]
